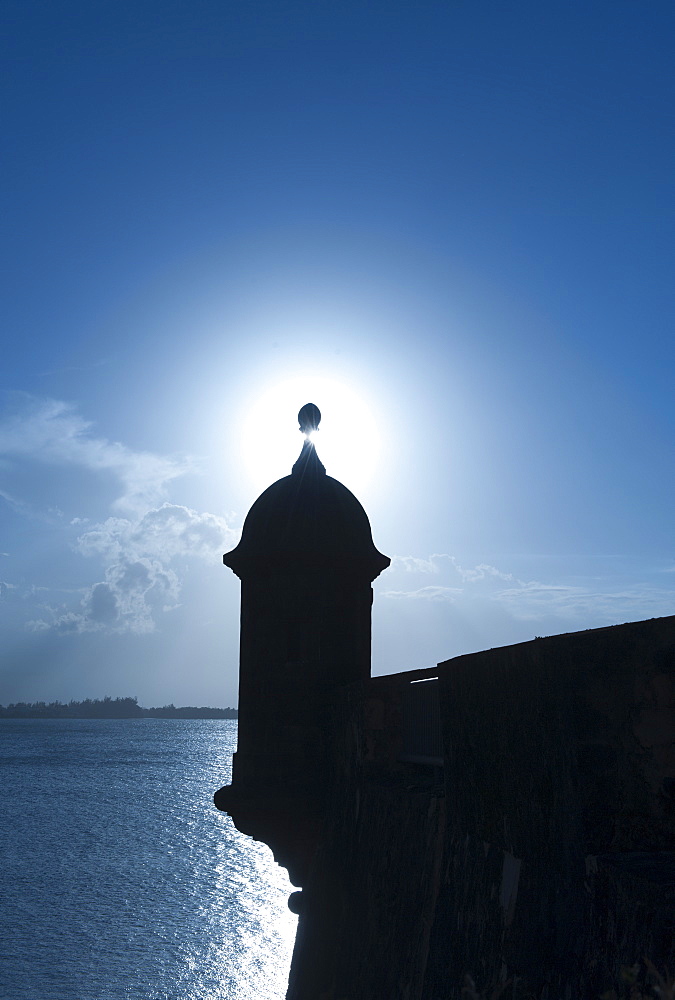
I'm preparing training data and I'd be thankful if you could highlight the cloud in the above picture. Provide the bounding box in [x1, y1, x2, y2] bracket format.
[0, 395, 193, 511]
[0, 581, 17, 600]
[382, 552, 675, 627]
[1, 580, 53, 604]
[456, 563, 515, 584]
[0, 487, 34, 519]
[495, 581, 675, 623]
[73, 557, 179, 634]
[390, 553, 516, 584]
[76, 503, 235, 564]
[383, 585, 463, 602]
[0, 396, 239, 637]
[391, 555, 445, 574]
[88, 582, 119, 624]
[27, 503, 236, 635]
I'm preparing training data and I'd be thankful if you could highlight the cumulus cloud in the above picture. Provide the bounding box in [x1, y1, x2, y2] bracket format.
[0, 396, 239, 636]
[0, 395, 192, 511]
[76, 503, 234, 564]
[30, 503, 236, 635]
[56, 557, 181, 634]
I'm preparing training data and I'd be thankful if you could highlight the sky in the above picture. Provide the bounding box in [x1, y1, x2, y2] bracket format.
[1, 0, 673, 708]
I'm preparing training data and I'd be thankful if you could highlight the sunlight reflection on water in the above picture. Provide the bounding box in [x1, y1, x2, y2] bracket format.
[201, 834, 299, 1000]
[0, 719, 297, 1000]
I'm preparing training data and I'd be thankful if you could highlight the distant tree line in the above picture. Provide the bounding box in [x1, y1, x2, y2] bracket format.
[0, 696, 237, 720]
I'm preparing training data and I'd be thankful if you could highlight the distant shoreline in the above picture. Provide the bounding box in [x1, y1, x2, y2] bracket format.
[0, 696, 237, 720]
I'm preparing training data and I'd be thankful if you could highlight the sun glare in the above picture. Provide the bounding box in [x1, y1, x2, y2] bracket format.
[237, 374, 382, 496]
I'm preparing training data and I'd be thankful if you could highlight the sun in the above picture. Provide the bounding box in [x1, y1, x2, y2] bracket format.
[237, 374, 382, 496]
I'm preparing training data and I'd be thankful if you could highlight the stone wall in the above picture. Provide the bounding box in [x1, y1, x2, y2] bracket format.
[284, 615, 675, 999]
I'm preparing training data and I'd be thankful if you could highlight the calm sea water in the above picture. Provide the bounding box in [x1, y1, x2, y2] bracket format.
[0, 719, 297, 1000]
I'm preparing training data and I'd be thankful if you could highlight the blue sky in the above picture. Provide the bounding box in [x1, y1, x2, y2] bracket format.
[1, 0, 673, 707]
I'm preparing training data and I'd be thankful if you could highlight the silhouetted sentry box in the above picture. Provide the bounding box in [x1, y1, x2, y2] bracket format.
[222, 404, 389, 797]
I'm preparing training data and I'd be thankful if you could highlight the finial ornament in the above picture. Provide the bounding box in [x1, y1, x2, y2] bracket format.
[298, 403, 321, 437]
[292, 403, 325, 476]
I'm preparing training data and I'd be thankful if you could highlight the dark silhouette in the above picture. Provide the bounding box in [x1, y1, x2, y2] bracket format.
[216, 403, 389, 886]
[297, 402, 321, 435]
[215, 405, 675, 1000]
[0, 696, 237, 719]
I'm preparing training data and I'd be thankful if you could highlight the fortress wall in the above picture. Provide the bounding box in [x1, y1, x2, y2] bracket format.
[440, 616, 675, 857]
[286, 616, 675, 999]
[430, 615, 675, 997]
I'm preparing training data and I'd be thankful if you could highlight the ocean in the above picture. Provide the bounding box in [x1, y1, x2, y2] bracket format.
[0, 718, 297, 1000]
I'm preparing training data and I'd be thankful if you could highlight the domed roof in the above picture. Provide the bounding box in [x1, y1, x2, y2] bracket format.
[223, 436, 390, 582]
